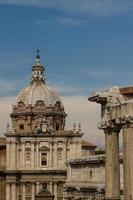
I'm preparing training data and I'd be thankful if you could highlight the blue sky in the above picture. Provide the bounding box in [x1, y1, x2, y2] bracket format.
[0, 0, 133, 145]
[0, 1, 133, 97]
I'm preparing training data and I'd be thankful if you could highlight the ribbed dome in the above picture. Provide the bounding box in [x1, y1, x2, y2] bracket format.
[16, 82, 62, 107]
[15, 50, 64, 108]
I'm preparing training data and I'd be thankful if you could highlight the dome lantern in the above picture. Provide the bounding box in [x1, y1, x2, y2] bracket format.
[31, 49, 46, 84]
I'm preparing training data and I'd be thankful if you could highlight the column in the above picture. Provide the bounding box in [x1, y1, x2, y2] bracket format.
[16, 141, 19, 169]
[22, 183, 25, 200]
[54, 182, 57, 200]
[36, 142, 40, 168]
[104, 126, 120, 200]
[11, 183, 16, 200]
[63, 141, 67, 166]
[6, 183, 10, 200]
[123, 122, 133, 200]
[31, 183, 35, 200]
[21, 141, 25, 168]
[49, 182, 53, 194]
[54, 141, 58, 168]
[6, 142, 10, 168]
[31, 142, 35, 168]
[49, 141, 52, 167]
[36, 182, 40, 193]
[12, 141, 16, 168]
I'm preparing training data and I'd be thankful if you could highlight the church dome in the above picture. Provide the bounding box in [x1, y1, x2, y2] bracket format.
[16, 50, 63, 108]
[16, 83, 62, 107]
[11, 50, 66, 134]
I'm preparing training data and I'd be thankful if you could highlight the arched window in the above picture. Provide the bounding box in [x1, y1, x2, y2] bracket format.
[41, 152, 47, 166]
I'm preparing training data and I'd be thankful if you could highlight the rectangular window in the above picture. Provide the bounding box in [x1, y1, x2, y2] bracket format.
[41, 153, 47, 166]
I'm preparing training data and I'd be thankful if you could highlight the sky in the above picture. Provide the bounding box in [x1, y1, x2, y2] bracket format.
[0, 0, 133, 146]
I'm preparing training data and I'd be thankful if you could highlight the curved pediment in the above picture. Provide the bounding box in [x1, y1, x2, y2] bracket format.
[39, 145, 50, 151]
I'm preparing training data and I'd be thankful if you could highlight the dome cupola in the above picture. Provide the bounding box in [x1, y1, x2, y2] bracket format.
[11, 50, 66, 134]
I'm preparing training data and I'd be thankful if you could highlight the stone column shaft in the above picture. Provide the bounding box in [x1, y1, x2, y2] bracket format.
[32, 183, 35, 200]
[22, 183, 25, 200]
[54, 182, 57, 200]
[49, 142, 52, 167]
[36, 182, 40, 193]
[123, 126, 133, 200]
[54, 142, 58, 167]
[6, 183, 10, 200]
[31, 142, 35, 168]
[6, 142, 10, 168]
[11, 183, 16, 200]
[105, 129, 120, 200]
[22, 142, 25, 168]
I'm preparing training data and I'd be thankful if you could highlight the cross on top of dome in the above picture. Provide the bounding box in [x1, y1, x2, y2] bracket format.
[36, 49, 41, 65]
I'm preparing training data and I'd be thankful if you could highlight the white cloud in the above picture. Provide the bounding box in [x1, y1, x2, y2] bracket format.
[57, 17, 86, 26]
[62, 96, 104, 146]
[0, 79, 19, 96]
[0, 95, 104, 146]
[0, 0, 133, 16]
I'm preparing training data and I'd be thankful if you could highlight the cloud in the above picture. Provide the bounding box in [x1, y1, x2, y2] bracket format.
[62, 96, 104, 146]
[51, 84, 88, 96]
[57, 17, 86, 26]
[35, 17, 86, 27]
[0, 0, 133, 17]
[0, 79, 19, 96]
[0, 95, 104, 146]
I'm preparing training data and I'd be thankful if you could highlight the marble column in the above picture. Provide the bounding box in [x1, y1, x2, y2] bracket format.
[49, 182, 53, 194]
[11, 183, 16, 200]
[36, 142, 40, 168]
[63, 141, 67, 166]
[11, 141, 16, 168]
[22, 141, 25, 168]
[22, 183, 25, 200]
[49, 141, 52, 167]
[6, 183, 10, 200]
[54, 141, 58, 168]
[31, 183, 35, 200]
[6, 142, 10, 168]
[54, 182, 57, 200]
[123, 123, 133, 200]
[104, 126, 120, 200]
[36, 182, 40, 193]
[31, 142, 35, 168]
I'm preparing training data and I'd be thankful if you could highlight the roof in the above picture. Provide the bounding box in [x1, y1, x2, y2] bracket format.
[68, 155, 105, 165]
[82, 140, 97, 148]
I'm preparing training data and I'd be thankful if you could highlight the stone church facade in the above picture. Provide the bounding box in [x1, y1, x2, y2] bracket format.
[4, 51, 88, 200]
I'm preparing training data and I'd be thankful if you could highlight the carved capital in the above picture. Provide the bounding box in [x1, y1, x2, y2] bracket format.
[120, 115, 133, 128]
[99, 120, 121, 133]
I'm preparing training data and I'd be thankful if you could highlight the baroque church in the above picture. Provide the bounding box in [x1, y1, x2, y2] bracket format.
[2, 51, 97, 200]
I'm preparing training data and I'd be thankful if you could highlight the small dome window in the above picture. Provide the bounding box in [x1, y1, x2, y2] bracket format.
[19, 124, 24, 130]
